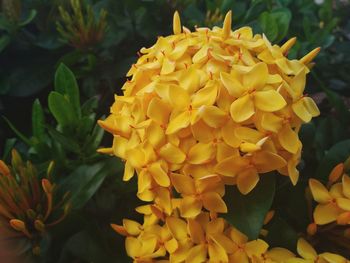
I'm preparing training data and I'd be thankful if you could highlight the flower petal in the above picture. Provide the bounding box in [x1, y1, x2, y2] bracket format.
[215, 156, 250, 177]
[314, 203, 340, 225]
[188, 142, 216, 164]
[278, 124, 300, 154]
[237, 168, 259, 194]
[166, 111, 191, 134]
[297, 238, 317, 260]
[149, 162, 170, 187]
[243, 62, 268, 90]
[159, 143, 186, 164]
[179, 196, 202, 218]
[309, 179, 332, 204]
[342, 175, 350, 199]
[170, 173, 195, 195]
[200, 105, 228, 128]
[201, 192, 227, 213]
[252, 151, 287, 173]
[220, 72, 246, 97]
[230, 94, 255, 123]
[254, 90, 287, 112]
[147, 97, 171, 124]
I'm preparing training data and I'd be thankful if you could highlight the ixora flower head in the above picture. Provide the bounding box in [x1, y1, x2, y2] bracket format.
[0, 150, 70, 256]
[99, 11, 324, 262]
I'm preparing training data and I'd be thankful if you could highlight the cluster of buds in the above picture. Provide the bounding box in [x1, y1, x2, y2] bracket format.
[307, 157, 350, 255]
[0, 150, 70, 256]
[98, 11, 328, 262]
[56, 0, 107, 50]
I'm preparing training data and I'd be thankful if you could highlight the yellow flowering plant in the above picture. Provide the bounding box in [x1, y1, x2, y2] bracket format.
[96, 10, 350, 263]
[0, 150, 70, 258]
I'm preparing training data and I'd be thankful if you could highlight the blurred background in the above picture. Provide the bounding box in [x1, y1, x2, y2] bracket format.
[0, 0, 349, 262]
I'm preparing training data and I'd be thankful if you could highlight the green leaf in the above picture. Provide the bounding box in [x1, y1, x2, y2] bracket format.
[223, 173, 276, 240]
[317, 140, 350, 181]
[48, 91, 77, 127]
[0, 35, 11, 53]
[258, 12, 278, 42]
[47, 128, 80, 154]
[264, 215, 298, 251]
[2, 116, 32, 146]
[270, 8, 292, 42]
[32, 99, 45, 140]
[2, 138, 16, 160]
[54, 64, 81, 118]
[19, 9, 37, 26]
[81, 96, 99, 115]
[60, 158, 123, 209]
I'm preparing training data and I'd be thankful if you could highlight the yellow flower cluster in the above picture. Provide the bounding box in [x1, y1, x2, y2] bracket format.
[309, 160, 350, 226]
[112, 212, 349, 263]
[98, 11, 325, 262]
[0, 150, 70, 255]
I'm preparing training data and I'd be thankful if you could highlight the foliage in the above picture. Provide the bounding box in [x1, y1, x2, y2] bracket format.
[0, 0, 349, 262]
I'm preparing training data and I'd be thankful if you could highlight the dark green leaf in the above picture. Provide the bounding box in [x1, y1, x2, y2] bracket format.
[264, 215, 298, 251]
[258, 12, 278, 41]
[81, 96, 99, 115]
[0, 35, 11, 53]
[2, 138, 16, 160]
[2, 116, 32, 146]
[223, 173, 276, 239]
[271, 8, 292, 42]
[54, 64, 81, 118]
[32, 99, 45, 141]
[48, 91, 77, 127]
[47, 128, 80, 154]
[60, 158, 123, 209]
[19, 9, 37, 26]
[317, 140, 350, 181]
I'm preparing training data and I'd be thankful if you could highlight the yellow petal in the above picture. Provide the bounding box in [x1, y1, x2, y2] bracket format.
[281, 37, 297, 55]
[168, 84, 191, 110]
[221, 120, 241, 148]
[125, 237, 142, 258]
[303, 97, 320, 117]
[161, 57, 175, 75]
[166, 217, 188, 240]
[186, 245, 207, 263]
[191, 120, 215, 143]
[336, 198, 350, 211]
[320, 252, 347, 263]
[201, 192, 227, 213]
[343, 175, 350, 198]
[149, 162, 170, 187]
[179, 68, 200, 93]
[170, 173, 195, 195]
[266, 248, 295, 262]
[147, 97, 171, 124]
[309, 179, 332, 204]
[179, 196, 202, 218]
[193, 45, 209, 64]
[159, 143, 186, 164]
[146, 122, 166, 148]
[229, 250, 249, 263]
[278, 124, 300, 154]
[165, 238, 178, 254]
[220, 72, 246, 97]
[314, 203, 340, 225]
[188, 219, 205, 244]
[123, 219, 142, 236]
[297, 238, 317, 260]
[237, 168, 259, 194]
[200, 106, 228, 128]
[234, 126, 264, 143]
[123, 161, 135, 181]
[208, 242, 228, 262]
[245, 239, 269, 258]
[126, 148, 146, 168]
[188, 142, 216, 164]
[215, 156, 250, 177]
[243, 62, 268, 90]
[192, 81, 218, 108]
[254, 90, 287, 112]
[261, 112, 283, 133]
[166, 111, 191, 134]
[230, 94, 255, 123]
[292, 99, 313, 123]
[173, 11, 181, 35]
[252, 151, 287, 173]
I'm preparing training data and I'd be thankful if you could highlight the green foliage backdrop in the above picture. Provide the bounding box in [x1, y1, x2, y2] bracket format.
[0, 0, 349, 262]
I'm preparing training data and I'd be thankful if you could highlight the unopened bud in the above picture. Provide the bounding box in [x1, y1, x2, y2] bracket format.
[34, 220, 46, 233]
[11, 149, 23, 170]
[263, 210, 275, 225]
[0, 160, 10, 175]
[26, 209, 37, 220]
[307, 223, 317, 236]
[42, 179, 53, 194]
[110, 224, 128, 236]
[328, 163, 344, 184]
[47, 161, 55, 179]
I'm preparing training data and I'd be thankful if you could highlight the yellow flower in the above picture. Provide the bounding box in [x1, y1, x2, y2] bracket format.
[101, 10, 322, 262]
